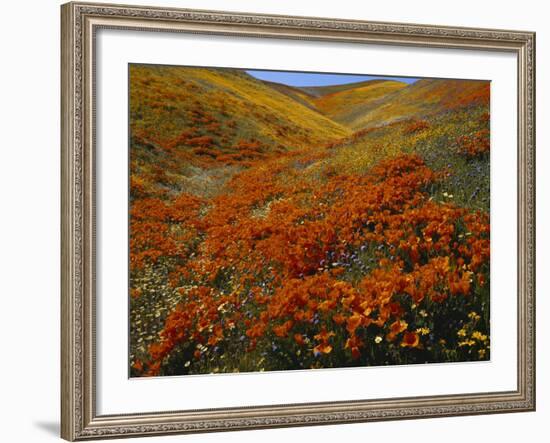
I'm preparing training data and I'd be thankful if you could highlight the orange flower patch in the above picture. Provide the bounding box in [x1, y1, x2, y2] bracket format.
[130, 150, 490, 375]
[400, 331, 420, 348]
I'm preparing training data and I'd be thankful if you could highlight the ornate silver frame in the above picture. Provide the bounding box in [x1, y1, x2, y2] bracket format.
[61, 2, 536, 440]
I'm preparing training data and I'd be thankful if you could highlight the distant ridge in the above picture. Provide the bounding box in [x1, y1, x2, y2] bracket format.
[306, 80, 409, 127]
[260, 80, 320, 113]
[347, 78, 490, 129]
[300, 79, 401, 98]
[259, 78, 409, 127]
[130, 66, 490, 201]
[261, 77, 489, 130]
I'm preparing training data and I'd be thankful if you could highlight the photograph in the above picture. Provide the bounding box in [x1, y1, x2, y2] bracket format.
[128, 64, 491, 377]
[57, 2, 536, 440]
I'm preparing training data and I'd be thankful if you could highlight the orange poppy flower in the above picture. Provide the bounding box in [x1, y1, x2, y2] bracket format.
[313, 343, 333, 354]
[400, 331, 420, 348]
[273, 320, 293, 338]
[294, 333, 305, 346]
[132, 360, 143, 372]
[387, 319, 408, 342]
[346, 313, 362, 335]
[314, 329, 335, 342]
[345, 336, 363, 360]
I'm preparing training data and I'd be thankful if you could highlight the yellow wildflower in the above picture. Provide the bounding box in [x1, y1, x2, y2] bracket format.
[472, 331, 488, 342]
[468, 311, 481, 321]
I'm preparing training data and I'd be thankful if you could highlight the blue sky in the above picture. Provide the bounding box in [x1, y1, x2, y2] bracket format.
[246, 70, 418, 87]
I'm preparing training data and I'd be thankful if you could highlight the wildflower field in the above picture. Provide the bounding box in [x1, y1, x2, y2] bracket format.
[129, 65, 490, 377]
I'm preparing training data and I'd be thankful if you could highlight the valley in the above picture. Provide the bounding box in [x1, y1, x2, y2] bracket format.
[129, 65, 490, 376]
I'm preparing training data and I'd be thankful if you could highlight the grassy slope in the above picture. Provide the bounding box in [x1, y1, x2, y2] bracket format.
[260, 78, 488, 132]
[129, 65, 351, 196]
[348, 79, 490, 129]
[260, 80, 320, 113]
[300, 79, 393, 97]
[261, 77, 489, 212]
[309, 80, 408, 127]
[130, 65, 349, 147]
[301, 105, 490, 211]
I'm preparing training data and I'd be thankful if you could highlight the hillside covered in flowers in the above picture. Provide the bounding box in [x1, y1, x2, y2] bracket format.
[129, 65, 490, 377]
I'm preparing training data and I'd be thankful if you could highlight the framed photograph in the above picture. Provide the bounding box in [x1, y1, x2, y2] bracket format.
[61, 1, 536, 440]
